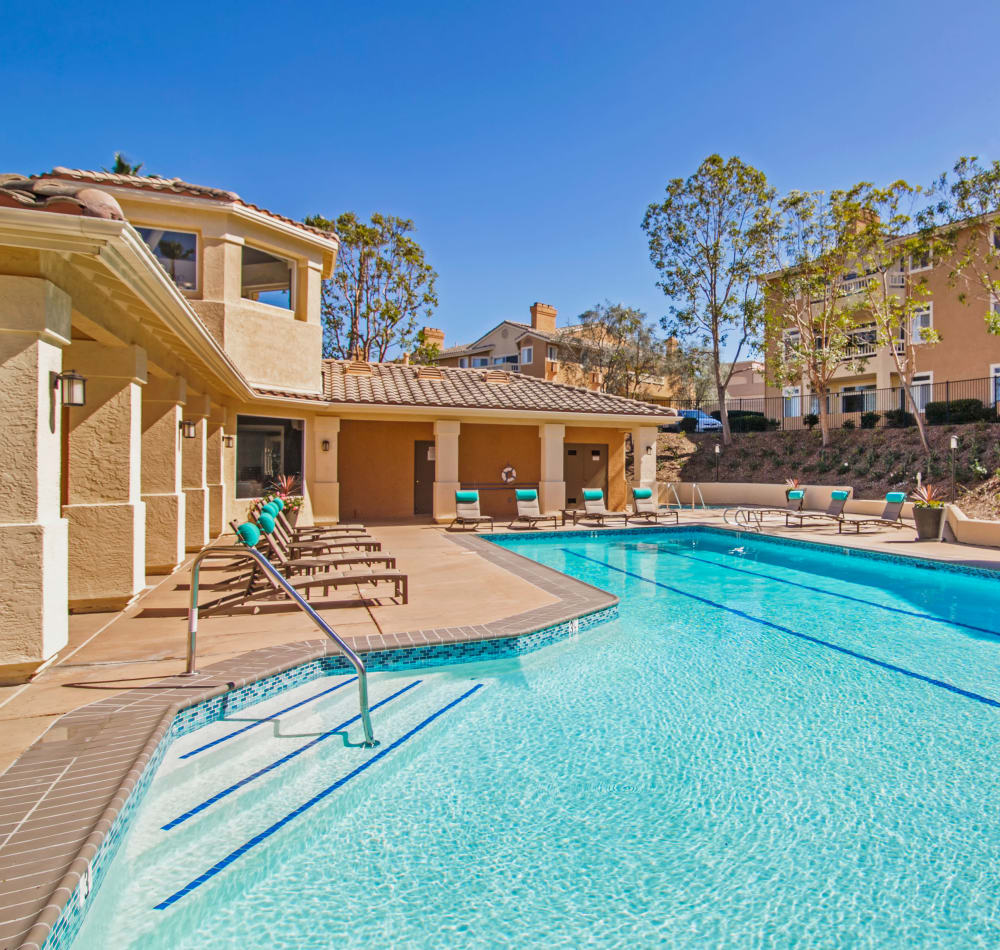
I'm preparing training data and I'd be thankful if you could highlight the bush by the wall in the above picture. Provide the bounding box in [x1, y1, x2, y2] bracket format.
[679, 417, 698, 433]
[765, 419, 780, 430]
[842, 419, 856, 429]
[860, 411, 880, 429]
[924, 398, 987, 425]
[803, 413, 819, 430]
[710, 409, 767, 432]
[883, 409, 917, 428]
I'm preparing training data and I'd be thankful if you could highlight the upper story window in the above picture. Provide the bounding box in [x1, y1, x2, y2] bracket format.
[471, 356, 489, 367]
[458, 357, 468, 368]
[547, 345, 558, 361]
[137, 228, 198, 290]
[909, 251, 932, 273]
[242, 246, 294, 310]
[910, 304, 933, 342]
[520, 346, 533, 365]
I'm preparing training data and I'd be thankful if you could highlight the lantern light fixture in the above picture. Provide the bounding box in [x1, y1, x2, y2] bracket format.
[180, 419, 197, 439]
[321, 439, 331, 452]
[54, 369, 87, 407]
[223, 434, 235, 448]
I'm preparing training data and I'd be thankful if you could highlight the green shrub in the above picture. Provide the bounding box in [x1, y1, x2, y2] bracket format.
[883, 408, 917, 428]
[971, 458, 988, 478]
[765, 418, 781, 431]
[842, 419, 856, 429]
[679, 417, 698, 433]
[803, 413, 819, 430]
[860, 411, 880, 429]
[925, 399, 987, 425]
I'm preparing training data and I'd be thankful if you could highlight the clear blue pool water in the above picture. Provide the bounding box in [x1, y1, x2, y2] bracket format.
[72, 528, 1000, 949]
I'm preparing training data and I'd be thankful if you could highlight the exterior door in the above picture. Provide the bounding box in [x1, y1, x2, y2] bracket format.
[413, 440, 435, 515]
[564, 443, 608, 507]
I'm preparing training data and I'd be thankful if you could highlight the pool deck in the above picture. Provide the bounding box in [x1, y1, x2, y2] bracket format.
[2, 511, 1000, 948]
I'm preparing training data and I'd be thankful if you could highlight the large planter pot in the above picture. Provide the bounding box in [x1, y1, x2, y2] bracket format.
[913, 506, 944, 541]
[285, 507, 301, 528]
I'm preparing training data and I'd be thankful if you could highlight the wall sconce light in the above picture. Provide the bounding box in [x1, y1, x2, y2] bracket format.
[645, 444, 654, 455]
[223, 434, 234, 448]
[54, 370, 87, 407]
[180, 419, 197, 439]
[321, 439, 331, 452]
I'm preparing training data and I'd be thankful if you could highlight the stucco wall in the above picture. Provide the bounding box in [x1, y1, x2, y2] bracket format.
[458, 423, 541, 519]
[565, 426, 627, 510]
[338, 419, 435, 521]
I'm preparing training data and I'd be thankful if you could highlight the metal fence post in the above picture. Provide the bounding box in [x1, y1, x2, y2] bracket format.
[945, 380, 950, 423]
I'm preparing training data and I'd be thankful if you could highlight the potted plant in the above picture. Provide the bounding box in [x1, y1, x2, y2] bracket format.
[267, 474, 304, 526]
[910, 483, 946, 540]
[784, 477, 801, 501]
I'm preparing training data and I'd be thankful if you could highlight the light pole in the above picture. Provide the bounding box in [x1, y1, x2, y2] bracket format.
[715, 442, 721, 482]
[950, 434, 959, 501]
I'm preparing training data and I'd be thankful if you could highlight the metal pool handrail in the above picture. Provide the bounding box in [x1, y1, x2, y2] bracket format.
[183, 545, 377, 748]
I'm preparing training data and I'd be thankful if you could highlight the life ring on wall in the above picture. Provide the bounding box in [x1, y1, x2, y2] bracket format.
[500, 465, 517, 484]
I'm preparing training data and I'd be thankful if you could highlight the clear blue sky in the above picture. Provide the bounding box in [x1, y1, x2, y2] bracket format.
[5, 0, 1000, 352]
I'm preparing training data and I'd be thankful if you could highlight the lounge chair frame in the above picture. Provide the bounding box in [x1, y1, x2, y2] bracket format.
[629, 486, 679, 525]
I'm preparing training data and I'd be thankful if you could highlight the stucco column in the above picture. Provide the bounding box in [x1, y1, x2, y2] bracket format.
[631, 426, 659, 492]
[206, 404, 227, 539]
[312, 416, 341, 523]
[538, 423, 566, 513]
[0, 277, 71, 682]
[182, 393, 211, 551]
[64, 342, 147, 612]
[432, 420, 461, 523]
[141, 376, 186, 573]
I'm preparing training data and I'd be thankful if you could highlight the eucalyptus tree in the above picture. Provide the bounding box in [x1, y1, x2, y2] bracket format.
[850, 181, 952, 453]
[555, 302, 665, 400]
[642, 155, 777, 444]
[764, 187, 870, 446]
[305, 211, 438, 362]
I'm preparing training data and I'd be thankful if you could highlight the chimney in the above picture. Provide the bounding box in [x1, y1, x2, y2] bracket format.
[421, 327, 445, 350]
[529, 302, 557, 335]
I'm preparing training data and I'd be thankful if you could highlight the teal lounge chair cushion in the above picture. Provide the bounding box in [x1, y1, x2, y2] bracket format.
[256, 512, 276, 534]
[633, 488, 653, 500]
[516, 489, 537, 501]
[261, 502, 279, 516]
[583, 489, 603, 501]
[831, 490, 849, 501]
[272, 497, 285, 511]
[787, 489, 805, 500]
[235, 522, 260, 546]
[455, 491, 479, 503]
[886, 492, 906, 503]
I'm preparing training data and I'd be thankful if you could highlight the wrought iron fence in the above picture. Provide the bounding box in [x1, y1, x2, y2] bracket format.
[670, 375, 1000, 433]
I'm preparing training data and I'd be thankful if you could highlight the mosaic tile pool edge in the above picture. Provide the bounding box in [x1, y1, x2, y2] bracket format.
[35, 602, 618, 950]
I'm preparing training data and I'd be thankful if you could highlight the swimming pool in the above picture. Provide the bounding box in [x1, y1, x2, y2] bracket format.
[69, 527, 1000, 948]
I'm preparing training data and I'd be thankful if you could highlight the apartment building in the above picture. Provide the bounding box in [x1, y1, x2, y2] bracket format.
[433, 302, 683, 405]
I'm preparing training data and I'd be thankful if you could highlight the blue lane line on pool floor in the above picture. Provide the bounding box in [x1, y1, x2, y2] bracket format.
[562, 549, 1000, 711]
[620, 542, 1000, 639]
[155, 683, 484, 910]
[162, 680, 421, 831]
[179, 676, 359, 760]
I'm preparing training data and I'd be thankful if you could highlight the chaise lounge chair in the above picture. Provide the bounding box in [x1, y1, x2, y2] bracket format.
[255, 507, 382, 556]
[724, 489, 805, 529]
[450, 490, 494, 531]
[260, 497, 368, 539]
[837, 492, 907, 534]
[581, 488, 629, 526]
[629, 486, 679, 524]
[509, 489, 559, 530]
[197, 521, 408, 614]
[785, 489, 850, 527]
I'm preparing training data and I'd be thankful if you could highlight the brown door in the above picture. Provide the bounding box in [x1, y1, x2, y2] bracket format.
[564, 443, 608, 507]
[414, 440, 435, 515]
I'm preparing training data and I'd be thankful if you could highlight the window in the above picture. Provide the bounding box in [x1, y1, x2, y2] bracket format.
[910, 373, 933, 412]
[242, 246, 294, 310]
[910, 304, 933, 343]
[471, 356, 489, 368]
[520, 346, 533, 365]
[909, 252, 932, 273]
[782, 386, 801, 418]
[782, 329, 800, 358]
[137, 228, 198, 290]
[236, 415, 304, 499]
[547, 345, 558, 361]
[458, 357, 468, 368]
[840, 384, 876, 413]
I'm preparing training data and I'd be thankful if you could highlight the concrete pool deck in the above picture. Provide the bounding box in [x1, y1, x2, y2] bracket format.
[2, 512, 1000, 948]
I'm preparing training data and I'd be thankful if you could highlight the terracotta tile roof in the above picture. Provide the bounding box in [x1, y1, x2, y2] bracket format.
[0, 174, 126, 219]
[288, 360, 667, 416]
[32, 168, 336, 241]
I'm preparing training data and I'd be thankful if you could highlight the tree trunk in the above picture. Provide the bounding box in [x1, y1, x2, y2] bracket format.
[817, 384, 831, 447]
[716, 381, 731, 445]
[902, 383, 931, 453]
